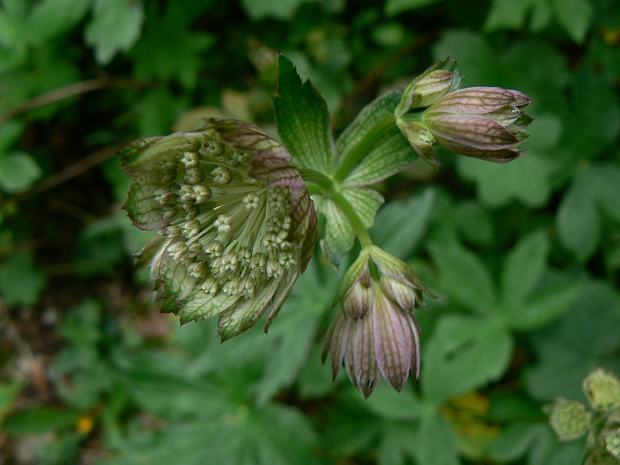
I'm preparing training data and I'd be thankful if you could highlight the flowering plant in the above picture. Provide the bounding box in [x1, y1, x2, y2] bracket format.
[122, 56, 532, 397]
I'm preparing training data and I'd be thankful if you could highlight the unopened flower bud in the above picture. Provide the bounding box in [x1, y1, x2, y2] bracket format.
[549, 398, 591, 441]
[322, 246, 433, 398]
[396, 58, 533, 167]
[583, 368, 620, 412]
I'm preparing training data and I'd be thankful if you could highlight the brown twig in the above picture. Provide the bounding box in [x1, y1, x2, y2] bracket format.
[0, 77, 152, 126]
[12, 142, 128, 203]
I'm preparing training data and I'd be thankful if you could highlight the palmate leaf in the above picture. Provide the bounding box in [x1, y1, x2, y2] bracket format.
[104, 403, 319, 465]
[274, 54, 334, 172]
[84, 0, 144, 65]
[525, 279, 620, 402]
[421, 314, 513, 405]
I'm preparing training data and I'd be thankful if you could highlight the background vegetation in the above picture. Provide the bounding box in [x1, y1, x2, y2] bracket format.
[1, 0, 620, 463]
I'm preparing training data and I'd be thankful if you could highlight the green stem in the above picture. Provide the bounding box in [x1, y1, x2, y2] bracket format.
[333, 114, 396, 183]
[298, 167, 373, 248]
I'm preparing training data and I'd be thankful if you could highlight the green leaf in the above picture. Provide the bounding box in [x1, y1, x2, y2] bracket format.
[2, 407, 82, 436]
[385, 0, 444, 16]
[525, 280, 620, 401]
[428, 240, 497, 314]
[130, 3, 215, 90]
[421, 314, 513, 404]
[457, 153, 554, 208]
[501, 230, 550, 307]
[0, 151, 42, 193]
[488, 422, 553, 463]
[0, 252, 47, 307]
[557, 165, 620, 262]
[370, 188, 435, 260]
[336, 90, 416, 185]
[561, 68, 620, 159]
[274, 54, 334, 172]
[551, 0, 593, 43]
[0, 381, 22, 424]
[104, 403, 319, 465]
[484, 0, 533, 32]
[455, 200, 493, 247]
[432, 30, 499, 85]
[255, 261, 334, 405]
[84, 0, 145, 65]
[26, 0, 91, 46]
[241, 0, 307, 19]
[412, 408, 460, 465]
[315, 195, 356, 267]
[364, 384, 423, 420]
[504, 281, 579, 331]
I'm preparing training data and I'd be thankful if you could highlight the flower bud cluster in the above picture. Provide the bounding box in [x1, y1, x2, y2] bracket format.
[322, 246, 433, 398]
[548, 368, 620, 461]
[396, 58, 533, 167]
[122, 119, 317, 340]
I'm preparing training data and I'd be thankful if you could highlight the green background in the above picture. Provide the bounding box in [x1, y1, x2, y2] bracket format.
[1, 0, 619, 463]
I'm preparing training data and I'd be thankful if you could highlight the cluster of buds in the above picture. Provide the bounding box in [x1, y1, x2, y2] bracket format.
[549, 368, 620, 463]
[395, 58, 533, 167]
[322, 246, 433, 398]
[121, 119, 317, 340]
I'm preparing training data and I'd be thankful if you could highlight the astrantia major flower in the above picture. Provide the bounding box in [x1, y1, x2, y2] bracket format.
[396, 59, 533, 167]
[322, 247, 433, 398]
[121, 119, 317, 340]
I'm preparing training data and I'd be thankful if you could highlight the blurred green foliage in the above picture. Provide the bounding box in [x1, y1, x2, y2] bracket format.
[1, 0, 620, 464]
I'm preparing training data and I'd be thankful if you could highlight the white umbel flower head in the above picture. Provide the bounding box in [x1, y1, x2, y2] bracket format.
[121, 119, 317, 341]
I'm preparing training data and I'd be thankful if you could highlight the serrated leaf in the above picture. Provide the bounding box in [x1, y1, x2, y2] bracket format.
[0, 252, 47, 307]
[457, 153, 554, 208]
[428, 240, 497, 314]
[421, 314, 513, 405]
[85, 0, 144, 65]
[551, 0, 593, 43]
[274, 54, 334, 172]
[316, 196, 356, 267]
[385, 0, 444, 16]
[501, 230, 549, 306]
[370, 188, 435, 259]
[336, 90, 416, 185]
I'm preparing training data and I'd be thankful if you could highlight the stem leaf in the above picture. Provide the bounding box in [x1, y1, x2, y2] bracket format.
[274, 54, 334, 172]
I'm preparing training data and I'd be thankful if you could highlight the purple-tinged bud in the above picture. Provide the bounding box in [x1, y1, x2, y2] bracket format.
[421, 87, 533, 164]
[395, 57, 461, 117]
[322, 246, 433, 398]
